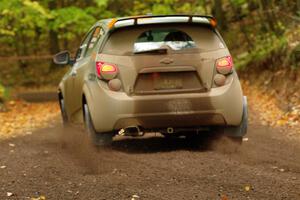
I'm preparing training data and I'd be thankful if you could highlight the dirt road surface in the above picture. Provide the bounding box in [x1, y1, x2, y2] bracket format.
[0, 107, 300, 200]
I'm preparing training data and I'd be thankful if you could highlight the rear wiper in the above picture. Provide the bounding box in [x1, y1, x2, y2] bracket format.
[134, 48, 168, 55]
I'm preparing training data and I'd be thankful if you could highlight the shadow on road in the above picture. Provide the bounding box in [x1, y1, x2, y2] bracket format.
[0, 123, 243, 176]
[111, 135, 214, 153]
[1, 124, 231, 155]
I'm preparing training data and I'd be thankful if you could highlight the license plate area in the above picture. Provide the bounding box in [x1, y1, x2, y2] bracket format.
[134, 71, 204, 94]
[153, 73, 183, 90]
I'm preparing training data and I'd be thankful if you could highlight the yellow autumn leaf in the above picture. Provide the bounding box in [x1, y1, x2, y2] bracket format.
[276, 119, 287, 126]
[245, 186, 251, 192]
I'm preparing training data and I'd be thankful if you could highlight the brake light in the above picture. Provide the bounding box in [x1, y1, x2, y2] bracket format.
[210, 18, 217, 27]
[216, 56, 233, 75]
[96, 61, 118, 80]
[101, 64, 117, 73]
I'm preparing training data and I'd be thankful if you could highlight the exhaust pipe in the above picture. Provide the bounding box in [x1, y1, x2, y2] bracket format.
[167, 127, 174, 134]
[119, 126, 144, 137]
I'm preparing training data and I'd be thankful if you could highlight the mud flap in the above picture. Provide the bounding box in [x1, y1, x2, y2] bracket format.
[223, 96, 248, 137]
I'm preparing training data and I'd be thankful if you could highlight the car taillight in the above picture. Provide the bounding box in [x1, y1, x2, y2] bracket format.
[96, 61, 118, 80]
[216, 56, 233, 75]
[214, 56, 233, 87]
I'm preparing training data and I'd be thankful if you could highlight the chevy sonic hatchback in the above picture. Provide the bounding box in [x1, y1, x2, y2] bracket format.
[54, 15, 248, 146]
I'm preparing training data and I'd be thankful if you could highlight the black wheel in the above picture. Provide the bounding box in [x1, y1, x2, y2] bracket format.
[83, 103, 114, 146]
[59, 98, 69, 125]
[227, 136, 243, 144]
[222, 96, 248, 138]
[211, 129, 243, 153]
[224, 136, 243, 153]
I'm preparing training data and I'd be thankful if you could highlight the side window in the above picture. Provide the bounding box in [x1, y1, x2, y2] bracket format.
[75, 29, 94, 60]
[85, 27, 104, 57]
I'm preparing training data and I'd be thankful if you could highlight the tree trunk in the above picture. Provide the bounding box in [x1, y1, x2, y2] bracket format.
[229, 0, 253, 51]
[14, 33, 27, 70]
[48, 0, 60, 71]
[297, 0, 300, 16]
[259, 0, 278, 34]
[213, 0, 227, 31]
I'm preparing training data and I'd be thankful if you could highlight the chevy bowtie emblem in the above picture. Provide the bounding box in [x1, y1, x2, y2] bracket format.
[160, 57, 174, 64]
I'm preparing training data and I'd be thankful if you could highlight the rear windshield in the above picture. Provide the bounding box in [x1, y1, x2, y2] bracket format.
[134, 29, 196, 52]
[102, 24, 225, 55]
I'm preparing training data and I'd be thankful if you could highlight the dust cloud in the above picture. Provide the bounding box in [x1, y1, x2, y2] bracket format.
[34, 121, 244, 176]
[37, 124, 106, 175]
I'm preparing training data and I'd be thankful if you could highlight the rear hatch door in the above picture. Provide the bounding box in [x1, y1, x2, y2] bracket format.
[100, 23, 229, 95]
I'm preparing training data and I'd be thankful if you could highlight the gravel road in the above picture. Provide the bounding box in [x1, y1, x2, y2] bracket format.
[0, 110, 299, 200]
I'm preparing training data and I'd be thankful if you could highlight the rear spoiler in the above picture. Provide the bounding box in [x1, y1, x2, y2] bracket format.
[108, 15, 217, 29]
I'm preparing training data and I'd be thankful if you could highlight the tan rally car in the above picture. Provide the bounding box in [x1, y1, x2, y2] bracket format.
[54, 15, 248, 146]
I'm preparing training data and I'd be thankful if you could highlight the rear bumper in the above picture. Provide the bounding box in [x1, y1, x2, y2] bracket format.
[84, 74, 244, 132]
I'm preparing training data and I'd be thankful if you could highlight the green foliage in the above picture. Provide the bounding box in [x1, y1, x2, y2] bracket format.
[127, 0, 205, 15]
[0, 0, 49, 37]
[94, 0, 109, 7]
[50, 7, 96, 40]
[0, 83, 9, 102]
[235, 34, 288, 70]
[230, 0, 247, 6]
[152, 3, 173, 15]
[287, 43, 300, 69]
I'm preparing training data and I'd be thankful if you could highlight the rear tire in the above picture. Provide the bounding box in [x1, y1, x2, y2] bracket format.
[228, 136, 243, 144]
[83, 103, 114, 146]
[211, 128, 243, 153]
[222, 96, 248, 138]
[224, 136, 243, 153]
[59, 98, 69, 126]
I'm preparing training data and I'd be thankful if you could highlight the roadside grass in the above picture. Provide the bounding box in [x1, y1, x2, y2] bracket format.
[235, 34, 287, 70]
